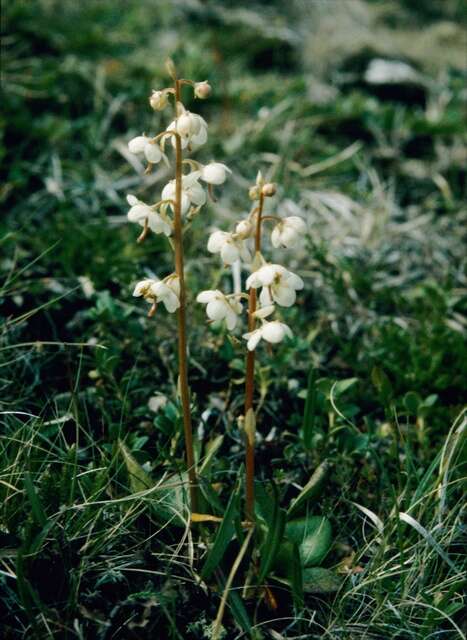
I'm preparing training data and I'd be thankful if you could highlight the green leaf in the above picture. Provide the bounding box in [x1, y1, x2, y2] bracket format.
[286, 516, 332, 567]
[422, 394, 438, 408]
[215, 573, 253, 636]
[257, 484, 286, 585]
[404, 391, 422, 415]
[199, 479, 225, 516]
[315, 377, 333, 398]
[118, 440, 153, 493]
[371, 366, 393, 404]
[334, 377, 359, 395]
[287, 460, 330, 517]
[254, 480, 276, 527]
[273, 541, 303, 609]
[199, 435, 224, 475]
[303, 567, 341, 594]
[152, 474, 189, 527]
[302, 367, 317, 449]
[24, 473, 47, 527]
[119, 440, 189, 527]
[201, 484, 240, 580]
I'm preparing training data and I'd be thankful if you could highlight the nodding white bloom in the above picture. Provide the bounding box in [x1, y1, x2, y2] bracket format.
[133, 276, 180, 313]
[196, 290, 242, 330]
[149, 90, 168, 111]
[243, 320, 293, 351]
[166, 105, 208, 149]
[246, 264, 304, 307]
[128, 135, 162, 164]
[161, 171, 206, 214]
[207, 230, 251, 266]
[126, 195, 172, 236]
[271, 216, 307, 248]
[200, 162, 231, 185]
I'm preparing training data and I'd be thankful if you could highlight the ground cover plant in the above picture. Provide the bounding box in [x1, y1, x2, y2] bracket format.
[1, 1, 466, 638]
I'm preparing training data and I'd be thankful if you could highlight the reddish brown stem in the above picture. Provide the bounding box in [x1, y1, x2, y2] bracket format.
[244, 193, 264, 522]
[173, 78, 198, 513]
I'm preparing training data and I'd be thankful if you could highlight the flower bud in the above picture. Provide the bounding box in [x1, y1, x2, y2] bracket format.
[194, 81, 212, 99]
[235, 219, 253, 239]
[149, 90, 168, 111]
[165, 58, 176, 79]
[262, 182, 277, 197]
[249, 185, 260, 200]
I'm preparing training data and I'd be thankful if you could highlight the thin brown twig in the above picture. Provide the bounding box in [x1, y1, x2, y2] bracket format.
[244, 192, 265, 522]
[173, 77, 198, 513]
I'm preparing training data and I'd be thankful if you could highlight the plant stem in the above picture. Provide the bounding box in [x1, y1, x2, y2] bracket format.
[244, 193, 265, 522]
[173, 78, 197, 513]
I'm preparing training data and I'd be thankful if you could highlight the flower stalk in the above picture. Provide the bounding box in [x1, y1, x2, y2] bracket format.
[127, 63, 220, 516]
[173, 76, 198, 513]
[244, 192, 264, 522]
[199, 170, 304, 523]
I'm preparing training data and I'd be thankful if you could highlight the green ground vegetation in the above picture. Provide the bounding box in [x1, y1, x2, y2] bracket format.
[1, 1, 466, 638]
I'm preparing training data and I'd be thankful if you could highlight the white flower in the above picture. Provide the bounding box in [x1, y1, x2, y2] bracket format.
[126, 195, 172, 236]
[207, 230, 251, 266]
[128, 135, 162, 164]
[271, 216, 307, 248]
[246, 264, 304, 307]
[243, 321, 293, 351]
[196, 290, 242, 330]
[200, 163, 231, 185]
[132, 276, 180, 313]
[149, 90, 168, 111]
[161, 171, 206, 214]
[166, 105, 208, 149]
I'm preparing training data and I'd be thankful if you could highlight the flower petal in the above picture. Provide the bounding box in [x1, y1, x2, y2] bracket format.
[162, 291, 180, 313]
[207, 230, 228, 253]
[254, 304, 275, 319]
[244, 329, 262, 351]
[286, 272, 304, 290]
[273, 284, 296, 307]
[271, 225, 282, 248]
[126, 194, 138, 206]
[144, 142, 162, 163]
[221, 242, 239, 265]
[128, 136, 147, 154]
[261, 321, 286, 344]
[197, 290, 218, 304]
[259, 287, 273, 307]
[207, 299, 227, 321]
[225, 309, 237, 330]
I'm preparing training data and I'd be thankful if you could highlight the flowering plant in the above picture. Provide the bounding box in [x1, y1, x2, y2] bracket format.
[198, 170, 305, 521]
[126, 61, 230, 513]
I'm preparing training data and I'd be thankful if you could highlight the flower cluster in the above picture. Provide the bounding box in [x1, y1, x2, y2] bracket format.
[125, 76, 232, 317]
[198, 171, 306, 350]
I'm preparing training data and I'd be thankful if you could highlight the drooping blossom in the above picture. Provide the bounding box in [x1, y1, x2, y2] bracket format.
[128, 135, 162, 164]
[166, 105, 208, 149]
[246, 264, 304, 307]
[207, 230, 251, 266]
[161, 172, 206, 214]
[243, 320, 293, 351]
[271, 216, 307, 248]
[133, 276, 180, 313]
[196, 290, 242, 330]
[200, 163, 231, 185]
[126, 195, 172, 236]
